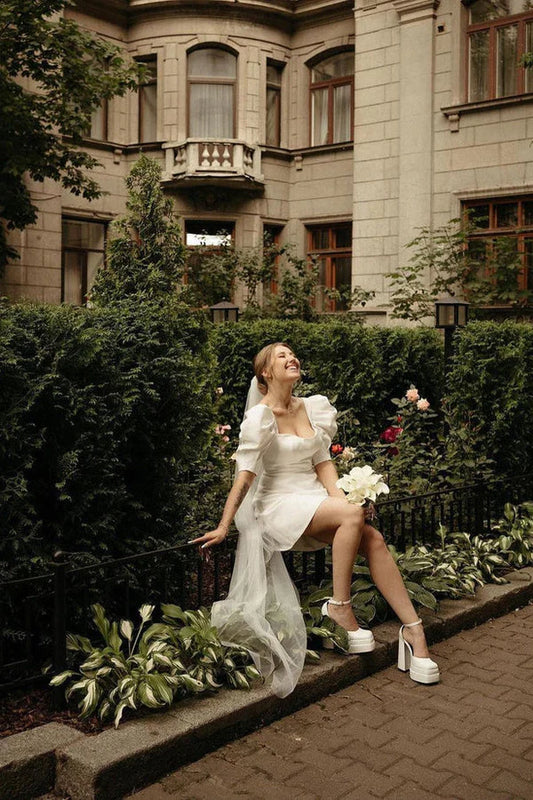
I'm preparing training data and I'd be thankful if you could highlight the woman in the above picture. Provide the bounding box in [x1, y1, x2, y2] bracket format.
[192, 343, 439, 697]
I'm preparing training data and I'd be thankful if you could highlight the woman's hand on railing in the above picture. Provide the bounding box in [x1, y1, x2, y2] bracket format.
[188, 525, 228, 551]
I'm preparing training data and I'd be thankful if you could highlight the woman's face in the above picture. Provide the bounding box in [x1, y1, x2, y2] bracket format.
[263, 344, 301, 387]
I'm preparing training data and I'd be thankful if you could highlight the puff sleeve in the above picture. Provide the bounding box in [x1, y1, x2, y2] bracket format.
[234, 404, 276, 475]
[308, 395, 338, 466]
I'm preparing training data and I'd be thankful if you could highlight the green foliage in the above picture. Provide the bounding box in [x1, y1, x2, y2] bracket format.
[445, 321, 533, 476]
[182, 240, 238, 309]
[212, 318, 444, 445]
[386, 218, 533, 323]
[159, 604, 261, 691]
[50, 602, 260, 727]
[183, 239, 374, 320]
[0, 0, 142, 269]
[91, 156, 186, 304]
[339, 387, 496, 498]
[0, 300, 216, 578]
[386, 219, 471, 322]
[50, 502, 533, 722]
[491, 501, 533, 568]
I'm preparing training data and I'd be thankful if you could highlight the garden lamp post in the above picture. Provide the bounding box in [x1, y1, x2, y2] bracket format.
[209, 300, 240, 323]
[434, 295, 469, 365]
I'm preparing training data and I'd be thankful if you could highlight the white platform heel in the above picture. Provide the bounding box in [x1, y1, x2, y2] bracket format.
[398, 619, 440, 684]
[321, 598, 376, 654]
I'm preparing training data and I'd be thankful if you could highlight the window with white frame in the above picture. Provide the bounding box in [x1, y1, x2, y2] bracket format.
[188, 48, 237, 139]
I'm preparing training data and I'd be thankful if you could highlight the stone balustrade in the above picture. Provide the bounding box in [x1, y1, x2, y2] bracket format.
[163, 139, 263, 189]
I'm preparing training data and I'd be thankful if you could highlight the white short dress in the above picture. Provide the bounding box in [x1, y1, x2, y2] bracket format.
[211, 395, 337, 698]
[237, 395, 337, 553]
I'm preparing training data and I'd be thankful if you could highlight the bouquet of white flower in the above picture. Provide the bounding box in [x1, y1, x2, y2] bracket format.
[336, 465, 390, 506]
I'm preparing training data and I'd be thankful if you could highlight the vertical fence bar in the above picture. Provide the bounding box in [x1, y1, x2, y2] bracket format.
[52, 552, 67, 710]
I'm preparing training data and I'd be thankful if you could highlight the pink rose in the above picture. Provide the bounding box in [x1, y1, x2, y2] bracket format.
[417, 398, 430, 411]
[406, 388, 419, 402]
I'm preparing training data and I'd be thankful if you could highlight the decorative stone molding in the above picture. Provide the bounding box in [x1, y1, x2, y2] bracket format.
[442, 93, 533, 131]
[162, 138, 264, 191]
[392, 0, 440, 23]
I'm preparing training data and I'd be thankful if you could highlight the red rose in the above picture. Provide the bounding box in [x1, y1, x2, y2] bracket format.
[380, 425, 402, 444]
[331, 444, 344, 455]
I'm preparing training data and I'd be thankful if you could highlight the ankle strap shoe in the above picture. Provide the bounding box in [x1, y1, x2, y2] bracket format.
[397, 619, 440, 684]
[321, 599, 376, 654]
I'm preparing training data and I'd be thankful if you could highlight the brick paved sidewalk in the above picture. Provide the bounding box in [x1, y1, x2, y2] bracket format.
[128, 604, 533, 800]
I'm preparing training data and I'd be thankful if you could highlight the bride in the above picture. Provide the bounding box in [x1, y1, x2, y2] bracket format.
[191, 342, 439, 697]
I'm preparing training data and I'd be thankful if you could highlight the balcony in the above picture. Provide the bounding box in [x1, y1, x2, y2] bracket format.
[163, 139, 264, 192]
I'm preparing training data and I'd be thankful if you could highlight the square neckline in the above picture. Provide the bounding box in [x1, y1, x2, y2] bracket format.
[260, 397, 317, 440]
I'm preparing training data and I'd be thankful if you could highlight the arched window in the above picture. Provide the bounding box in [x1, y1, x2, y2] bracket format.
[310, 51, 354, 146]
[467, 0, 533, 101]
[188, 47, 237, 138]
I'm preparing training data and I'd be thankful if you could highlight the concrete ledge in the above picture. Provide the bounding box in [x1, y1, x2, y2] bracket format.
[6, 568, 533, 800]
[0, 722, 85, 800]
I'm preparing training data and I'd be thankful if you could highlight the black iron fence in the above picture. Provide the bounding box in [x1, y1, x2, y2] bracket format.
[1, 473, 531, 695]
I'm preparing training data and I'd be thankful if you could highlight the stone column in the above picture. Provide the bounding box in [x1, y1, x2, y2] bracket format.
[393, 0, 440, 251]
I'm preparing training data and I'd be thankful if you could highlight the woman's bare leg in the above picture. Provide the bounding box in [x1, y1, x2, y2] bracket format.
[358, 524, 430, 658]
[304, 498, 365, 631]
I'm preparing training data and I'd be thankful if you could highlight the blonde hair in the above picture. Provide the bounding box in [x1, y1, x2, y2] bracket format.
[253, 342, 293, 394]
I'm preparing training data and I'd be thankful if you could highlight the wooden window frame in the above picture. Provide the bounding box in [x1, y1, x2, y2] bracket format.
[309, 54, 354, 147]
[467, 5, 533, 100]
[266, 61, 283, 147]
[136, 55, 158, 143]
[183, 220, 236, 285]
[61, 218, 107, 306]
[463, 196, 533, 293]
[187, 47, 237, 139]
[263, 224, 283, 295]
[307, 222, 352, 311]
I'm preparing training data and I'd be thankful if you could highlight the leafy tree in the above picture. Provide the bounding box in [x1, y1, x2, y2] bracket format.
[0, 0, 142, 270]
[91, 156, 186, 303]
[386, 216, 532, 323]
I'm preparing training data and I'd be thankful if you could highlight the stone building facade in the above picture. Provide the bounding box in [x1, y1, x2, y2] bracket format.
[3, 0, 533, 321]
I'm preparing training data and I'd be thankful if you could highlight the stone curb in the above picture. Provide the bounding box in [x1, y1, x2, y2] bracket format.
[0, 722, 85, 800]
[4, 569, 532, 800]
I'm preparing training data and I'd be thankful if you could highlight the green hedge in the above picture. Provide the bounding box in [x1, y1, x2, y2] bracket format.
[0, 299, 216, 578]
[212, 319, 445, 444]
[447, 321, 533, 476]
[2, 307, 532, 581]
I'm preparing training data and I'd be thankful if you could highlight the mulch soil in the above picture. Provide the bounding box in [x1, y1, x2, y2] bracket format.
[0, 686, 107, 739]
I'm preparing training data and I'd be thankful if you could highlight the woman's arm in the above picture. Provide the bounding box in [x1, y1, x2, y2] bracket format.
[314, 460, 346, 499]
[189, 469, 256, 549]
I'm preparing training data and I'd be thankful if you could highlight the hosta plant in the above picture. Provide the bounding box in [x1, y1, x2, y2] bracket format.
[159, 604, 261, 691]
[50, 603, 260, 727]
[490, 502, 533, 569]
[50, 603, 197, 727]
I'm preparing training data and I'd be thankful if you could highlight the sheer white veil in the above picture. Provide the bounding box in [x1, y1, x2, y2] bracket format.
[210, 377, 307, 698]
